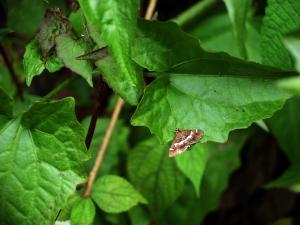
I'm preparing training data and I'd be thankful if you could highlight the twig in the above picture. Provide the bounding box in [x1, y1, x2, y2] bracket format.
[172, 0, 219, 27]
[145, 0, 158, 20]
[83, 97, 124, 197]
[85, 78, 108, 149]
[0, 45, 24, 100]
[43, 76, 76, 100]
[83, 0, 158, 198]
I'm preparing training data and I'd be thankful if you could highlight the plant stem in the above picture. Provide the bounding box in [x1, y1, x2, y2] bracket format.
[43, 76, 76, 100]
[83, 0, 158, 198]
[173, 0, 219, 27]
[85, 78, 108, 149]
[0, 45, 24, 101]
[83, 97, 124, 197]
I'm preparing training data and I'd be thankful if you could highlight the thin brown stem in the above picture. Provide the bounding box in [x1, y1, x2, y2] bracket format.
[0, 45, 24, 100]
[145, 0, 158, 20]
[83, 97, 124, 197]
[83, 0, 158, 198]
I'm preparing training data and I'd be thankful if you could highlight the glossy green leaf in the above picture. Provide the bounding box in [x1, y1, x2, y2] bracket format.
[127, 138, 185, 217]
[175, 144, 207, 197]
[224, 0, 251, 59]
[56, 34, 93, 86]
[81, 117, 129, 176]
[92, 175, 147, 213]
[0, 91, 89, 225]
[132, 75, 290, 143]
[132, 19, 293, 77]
[261, 0, 300, 69]
[23, 39, 45, 85]
[78, 0, 143, 105]
[71, 198, 96, 225]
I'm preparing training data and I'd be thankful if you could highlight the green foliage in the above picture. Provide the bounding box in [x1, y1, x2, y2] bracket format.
[71, 198, 96, 225]
[261, 0, 300, 69]
[78, 0, 143, 105]
[2, 0, 300, 224]
[92, 175, 147, 213]
[0, 89, 88, 224]
[128, 138, 185, 218]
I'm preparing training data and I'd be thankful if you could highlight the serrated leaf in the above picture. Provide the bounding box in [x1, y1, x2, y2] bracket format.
[132, 19, 293, 77]
[261, 0, 300, 69]
[23, 39, 45, 85]
[0, 91, 89, 225]
[224, 0, 251, 59]
[132, 75, 290, 144]
[91, 175, 147, 213]
[81, 117, 129, 176]
[127, 138, 185, 218]
[78, 0, 143, 105]
[175, 144, 207, 197]
[71, 198, 95, 225]
[56, 34, 93, 86]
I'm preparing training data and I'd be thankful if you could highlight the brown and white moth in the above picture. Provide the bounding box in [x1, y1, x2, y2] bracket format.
[169, 128, 204, 157]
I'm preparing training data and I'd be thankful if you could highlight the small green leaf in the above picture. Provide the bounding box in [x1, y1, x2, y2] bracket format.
[261, 0, 300, 69]
[56, 34, 93, 86]
[45, 54, 64, 73]
[127, 138, 185, 218]
[224, 0, 251, 59]
[92, 175, 146, 213]
[132, 76, 290, 144]
[0, 94, 89, 224]
[175, 144, 207, 197]
[57, 193, 81, 221]
[78, 0, 143, 105]
[23, 39, 45, 86]
[71, 198, 96, 225]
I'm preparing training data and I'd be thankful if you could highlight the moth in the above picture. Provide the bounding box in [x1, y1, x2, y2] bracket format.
[169, 128, 204, 157]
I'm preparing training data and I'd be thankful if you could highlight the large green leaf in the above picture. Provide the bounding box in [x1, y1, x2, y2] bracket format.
[71, 198, 96, 225]
[56, 34, 93, 86]
[132, 19, 292, 77]
[0, 90, 88, 225]
[175, 144, 207, 197]
[224, 0, 251, 59]
[78, 0, 143, 105]
[132, 75, 290, 143]
[127, 138, 185, 218]
[91, 175, 147, 213]
[261, 0, 300, 69]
